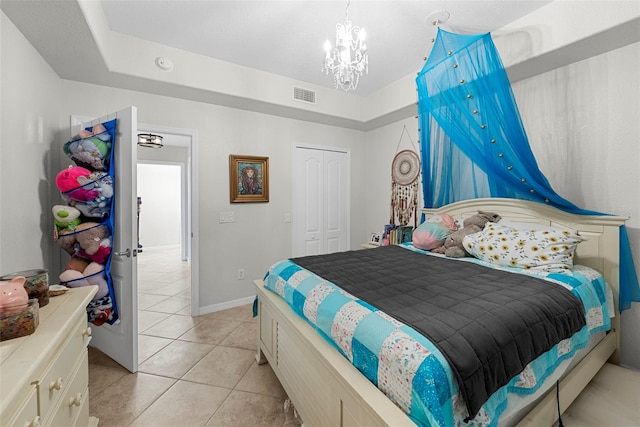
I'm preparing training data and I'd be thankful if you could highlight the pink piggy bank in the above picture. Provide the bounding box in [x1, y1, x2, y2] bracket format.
[0, 276, 29, 314]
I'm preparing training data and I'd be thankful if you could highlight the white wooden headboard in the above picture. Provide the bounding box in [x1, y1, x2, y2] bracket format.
[422, 198, 627, 360]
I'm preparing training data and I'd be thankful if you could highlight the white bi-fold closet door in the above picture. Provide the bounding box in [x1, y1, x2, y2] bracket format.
[293, 146, 350, 257]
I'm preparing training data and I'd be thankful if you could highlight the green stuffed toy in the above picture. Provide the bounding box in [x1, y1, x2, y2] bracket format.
[52, 205, 82, 233]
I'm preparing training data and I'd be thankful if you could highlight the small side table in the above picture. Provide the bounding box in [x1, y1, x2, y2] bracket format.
[361, 243, 379, 249]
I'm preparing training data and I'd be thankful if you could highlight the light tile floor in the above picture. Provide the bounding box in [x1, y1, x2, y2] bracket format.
[89, 247, 640, 426]
[552, 362, 640, 427]
[88, 246, 301, 426]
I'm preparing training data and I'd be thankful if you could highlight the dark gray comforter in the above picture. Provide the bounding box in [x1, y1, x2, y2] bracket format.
[291, 244, 586, 419]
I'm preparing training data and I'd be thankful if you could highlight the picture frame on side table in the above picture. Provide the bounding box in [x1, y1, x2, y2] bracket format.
[369, 232, 382, 246]
[229, 155, 269, 203]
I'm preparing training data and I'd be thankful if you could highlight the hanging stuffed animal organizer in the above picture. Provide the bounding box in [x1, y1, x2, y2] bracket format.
[54, 119, 119, 326]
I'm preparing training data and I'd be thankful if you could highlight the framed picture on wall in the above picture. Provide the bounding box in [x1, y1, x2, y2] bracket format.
[229, 154, 269, 203]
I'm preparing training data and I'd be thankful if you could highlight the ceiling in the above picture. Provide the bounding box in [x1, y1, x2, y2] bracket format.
[6, 1, 637, 130]
[98, 0, 551, 96]
[1, 0, 552, 98]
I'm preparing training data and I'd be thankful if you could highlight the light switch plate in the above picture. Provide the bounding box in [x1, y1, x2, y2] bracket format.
[219, 212, 235, 223]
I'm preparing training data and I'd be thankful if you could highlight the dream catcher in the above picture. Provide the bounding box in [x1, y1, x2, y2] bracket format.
[390, 126, 421, 227]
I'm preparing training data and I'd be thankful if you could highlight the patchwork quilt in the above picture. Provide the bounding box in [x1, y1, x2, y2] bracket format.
[262, 243, 611, 427]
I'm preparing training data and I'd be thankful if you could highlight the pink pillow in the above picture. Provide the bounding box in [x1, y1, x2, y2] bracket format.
[433, 213, 457, 231]
[413, 222, 454, 250]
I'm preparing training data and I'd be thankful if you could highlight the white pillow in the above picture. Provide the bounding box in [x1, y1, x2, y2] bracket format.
[463, 222, 587, 273]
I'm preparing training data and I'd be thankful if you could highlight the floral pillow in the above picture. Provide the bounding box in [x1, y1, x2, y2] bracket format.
[463, 222, 587, 273]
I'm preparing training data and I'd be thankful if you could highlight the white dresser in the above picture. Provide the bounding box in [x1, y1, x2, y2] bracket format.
[1, 286, 98, 427]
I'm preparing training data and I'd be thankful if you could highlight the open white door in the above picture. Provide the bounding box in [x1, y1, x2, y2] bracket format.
[72, 107, 138, 372]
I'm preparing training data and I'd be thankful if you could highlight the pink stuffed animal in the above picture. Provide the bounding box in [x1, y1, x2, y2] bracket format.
[0, 276, 29, 314]
[77, 123, 106, 139]
[59, 262, 108, 300]
[56, 166, 100, 202]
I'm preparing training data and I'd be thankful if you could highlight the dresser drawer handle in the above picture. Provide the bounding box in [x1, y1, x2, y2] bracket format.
[49, 377, 63, 391]
[82, 327, 92, 338]
[69, 392, 83, 407]
[24, 415, 40, 427]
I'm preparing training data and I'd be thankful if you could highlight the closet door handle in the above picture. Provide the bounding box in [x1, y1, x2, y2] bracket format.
[114, 248, 138, 257]
[114, 248, 131, 257]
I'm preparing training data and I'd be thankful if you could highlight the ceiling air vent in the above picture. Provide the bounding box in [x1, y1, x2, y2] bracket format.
[293, 87, 316, 104]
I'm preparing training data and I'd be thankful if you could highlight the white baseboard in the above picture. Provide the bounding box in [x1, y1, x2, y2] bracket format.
[197, 295, 256, 316]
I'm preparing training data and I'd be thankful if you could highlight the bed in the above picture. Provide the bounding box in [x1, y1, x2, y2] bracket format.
[254, 198, 625, 426]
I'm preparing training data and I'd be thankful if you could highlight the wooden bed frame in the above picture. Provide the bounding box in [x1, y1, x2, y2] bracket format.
[254, 198, 627, 426]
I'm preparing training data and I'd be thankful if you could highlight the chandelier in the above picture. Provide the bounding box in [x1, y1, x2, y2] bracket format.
[322, 0, 368, 92]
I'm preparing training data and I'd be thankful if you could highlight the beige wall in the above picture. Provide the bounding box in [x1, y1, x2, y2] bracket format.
[0, 12, 63, 273]
[513, 42, 640, 369]
[55, 80, 367, 310]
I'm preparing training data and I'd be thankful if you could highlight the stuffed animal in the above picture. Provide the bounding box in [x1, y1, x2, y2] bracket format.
[64, 123, 112, 171]
[56, 166, 100, 202]
[77, 123, 106, 139]
[75, 223, 111, 264]
[59, 170, 113, 218]
[86, 298, 114, 326]
[57, 222, 111, 264]
[83, 171, 113, 201]
[65, 256, 91, 273]
[64, 197, 111, 219]
[431, 211, 501, 258]
[412, 213, 458, 251]
[0, 276, 28, 314]
[52, 205, 82, 233]
[59, 262, 108, 300]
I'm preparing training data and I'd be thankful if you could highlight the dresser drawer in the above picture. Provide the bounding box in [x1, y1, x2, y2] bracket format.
[0, 287, 97, 427]
[48, 352, 89, 427]
[2, 383, 38, 427]
[39, 312, 91, 419]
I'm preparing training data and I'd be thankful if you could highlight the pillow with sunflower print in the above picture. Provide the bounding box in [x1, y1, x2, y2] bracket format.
[462, 222, 587, 273]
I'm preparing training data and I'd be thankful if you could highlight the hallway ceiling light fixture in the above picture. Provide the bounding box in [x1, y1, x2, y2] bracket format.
[137, 133, 164, 148]
[322, 0, 368, 92]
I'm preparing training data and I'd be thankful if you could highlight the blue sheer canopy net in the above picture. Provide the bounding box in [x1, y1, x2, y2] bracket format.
[416, 28, 639, 312]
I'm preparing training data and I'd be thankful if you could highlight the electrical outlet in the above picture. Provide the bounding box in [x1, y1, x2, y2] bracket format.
[284, 212, 291, 223]
[237, 268, 245, 280]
